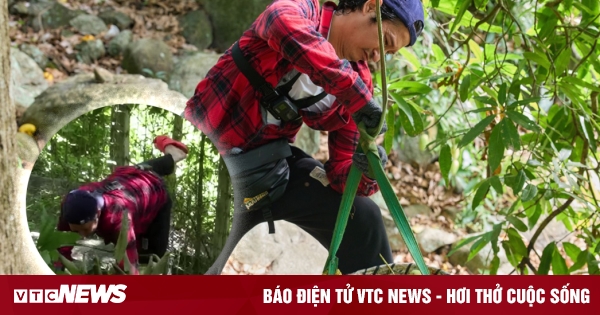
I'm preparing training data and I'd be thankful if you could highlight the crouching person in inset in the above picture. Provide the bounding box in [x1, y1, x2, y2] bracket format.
[55, 135, 188, 275]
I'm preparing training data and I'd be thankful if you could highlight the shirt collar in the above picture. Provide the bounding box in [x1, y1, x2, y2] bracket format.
[318, 1, 336, 39]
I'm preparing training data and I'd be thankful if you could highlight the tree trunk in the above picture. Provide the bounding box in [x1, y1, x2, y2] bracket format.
[193, 134, 206, 272]
[109, 105, 131, 168]
[212, 157, 232, 256]
[0, 0, 52, 274]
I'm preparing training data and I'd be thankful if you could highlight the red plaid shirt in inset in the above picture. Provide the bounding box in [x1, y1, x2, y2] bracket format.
[57, 166, 169, 275]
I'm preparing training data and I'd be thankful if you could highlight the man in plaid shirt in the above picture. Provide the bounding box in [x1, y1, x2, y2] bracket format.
[55, 136, 188, 275]
[185, 0, 424, 274]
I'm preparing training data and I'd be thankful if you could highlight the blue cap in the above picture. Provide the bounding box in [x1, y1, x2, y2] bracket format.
[62, 190, 103, 225]
[384, 0, 425, 47]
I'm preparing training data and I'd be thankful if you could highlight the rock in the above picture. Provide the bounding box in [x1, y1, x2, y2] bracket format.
[230, 223, 283, 266]
[10, 47, 49, 108]
[10, 1, 29, 16]
[75, 39, 105, 64]
[521, 215, 569, 252]
[107, 30, 132, 57]
[19, 44, 48, 69]
[30, 2, 84, 32]
[69, 14, 108, 35]
[270, 221, 327, 274]
[448, 234, 513, 275]
[122, 39, 173, 81]
[291, 124, 320, 156]
[405, 204, 434, 218]
[416, 227, 457, 254]
[104, 25, 120, 40]
[167, 51, 221, 97]
[200, 0, 273, 52]
[98, 9, 133, 30]
[229, 221, 328, 274]
[380, 209, 407, 252]
[393, 134, 436, 168]
[178, 10, 213, 50]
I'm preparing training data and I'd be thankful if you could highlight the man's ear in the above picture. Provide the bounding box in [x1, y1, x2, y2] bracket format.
[363, 0, 377, 14]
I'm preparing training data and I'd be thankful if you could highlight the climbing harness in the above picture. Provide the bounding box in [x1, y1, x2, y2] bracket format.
[323, 0, 430, 276]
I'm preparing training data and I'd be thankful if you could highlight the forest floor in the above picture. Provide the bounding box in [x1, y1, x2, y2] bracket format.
[11, 0, 473, 275]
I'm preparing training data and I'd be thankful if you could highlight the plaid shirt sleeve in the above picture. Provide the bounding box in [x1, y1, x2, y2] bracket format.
[253, 0, 373, 114]
[324, 117, 380, 197]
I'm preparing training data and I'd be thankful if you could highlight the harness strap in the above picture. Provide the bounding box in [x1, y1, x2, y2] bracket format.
[232, 42, 328, 110]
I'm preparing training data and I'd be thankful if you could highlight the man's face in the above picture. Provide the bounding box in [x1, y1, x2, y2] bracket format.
[69, 217, 99, 238]
[329, 0, 411, 63]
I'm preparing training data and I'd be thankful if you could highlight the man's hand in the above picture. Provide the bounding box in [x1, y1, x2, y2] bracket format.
[352, 145, 388, 179]
[352, 99, 384, 136]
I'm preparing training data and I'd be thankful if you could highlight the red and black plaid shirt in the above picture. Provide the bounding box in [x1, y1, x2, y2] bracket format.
[184, 0, 380, 196]
[57, 166, 169, 275]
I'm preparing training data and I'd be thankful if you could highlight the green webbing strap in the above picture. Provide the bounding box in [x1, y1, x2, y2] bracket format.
[323, 0, 429, 276]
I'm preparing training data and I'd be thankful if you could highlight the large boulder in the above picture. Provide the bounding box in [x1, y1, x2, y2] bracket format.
[122, 39, 174, 81]
[98, 8, 133, 30]
[28, 1, 85, 31]
[198, 0, 272, 52]
[168, 51, 222, 98]
[178, 10, 213, 51]
[69, 14, 108, 35]
[10, 47, 49, 108]
[225, 221, 327, 275]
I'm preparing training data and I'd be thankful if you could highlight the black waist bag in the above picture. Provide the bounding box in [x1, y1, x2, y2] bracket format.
[222, 139, 292, 233]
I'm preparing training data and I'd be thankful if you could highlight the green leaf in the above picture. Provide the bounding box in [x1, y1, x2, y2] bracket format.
[384, 104, 396, 154]
[509, 97, 542, 108]
[588, 252, 600, 275]
[561, 76, 600, 92]
[439, 144, 452, 184]
[399, 49, 421, 70]
[467, 237, 490, 262]
[528, 204, 542, 229]
[507, 227, 527, 258]
[501, 119, 521, 151]
[580, 117, 598, 151]
[498, 82, 507, 105]
[552, 248, 570, 275]
[506, 111, 540, 132]
[521, 184, 538, 202]
[558, 149, 573, 164]
[522, 52, 551, 69]
[538, 243, 555, 275]
[569, 250, 588, 273]
[460, 74, 471, 102]
[505, 169, 527, 195]
[391, 93, 424, 136]
[388, 81, 432, 95]
[114, 210, 130, 263]
[507, 216, 528, 232]
[490, 176, 503, 194]
[448, 233, 486, 256]
[488, 123, 505, 173]
[555, 49, 572, 75]
[502, 241, 519, 267]
[563, 242, 583, 262]
[458, 115, 495, 148]
[489, 255, 500, 275]
[490, 223, 502, 254]
[450, 0, 473, 34]
[472, 179, 491, 210]
[431, 0, 440, 8]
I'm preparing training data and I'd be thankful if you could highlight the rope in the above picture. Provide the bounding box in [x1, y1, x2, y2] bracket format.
[323, 0, 430, 275]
